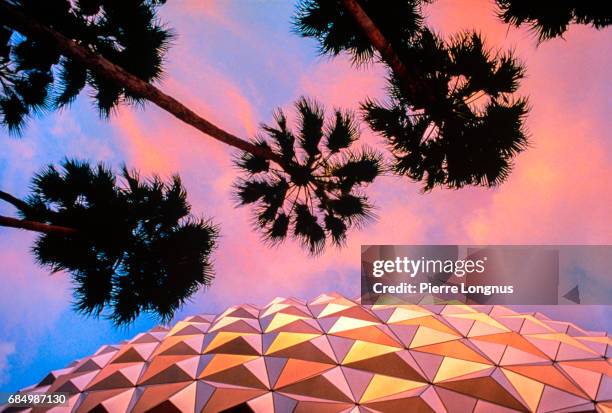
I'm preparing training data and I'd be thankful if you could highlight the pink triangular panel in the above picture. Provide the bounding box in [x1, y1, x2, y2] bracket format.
[435, 387, 477, 413]
[468, 321, 507, 337]
[495, 317, 524, 332]
[500, 346, 549, 366]
[371, 307, 395, 323]
[537, 385, 591, 412]
[327, 336, 355, 362]
[473, 399, 523, 413]
[247, 392, 274, 412]
[101, 388, 136, 412]
[264, 356, 287, 388]
[558, 363, 601, 399]
[322, 367, 355, 401]
[520, 319, 553, 335]
[470, 340, 506, 365]
[409, 350, 444, 382]
[244, 357, 270, 389]
[555, 343, 599, 361]
[387, 324, 418, 348]
[444, 317, 475, 337]
[340, 367, 373, 402]
[524, 336, 560, 360]
[420, 385, 447, 413]
[596, 374, 611, 402]
[310, 335, 337, 362]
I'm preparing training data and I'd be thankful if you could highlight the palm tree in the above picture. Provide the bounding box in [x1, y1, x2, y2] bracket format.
[363, 30, 529, 190]
[294, 0, 425, 63]
[1, 0, 381, 256]
[1, 0, 530, 252]
[495, 0, 611, 41]
[294, 0, 429, 102]
[0, 0, 170, 128]
[294, 0, 529, 190]
[0, 0, 274, 160]
[235, 98, 382, 254]
[0, 160, 218, 325]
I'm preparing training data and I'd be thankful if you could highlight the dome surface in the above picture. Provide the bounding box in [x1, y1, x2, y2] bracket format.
[5, 293, 611, 413]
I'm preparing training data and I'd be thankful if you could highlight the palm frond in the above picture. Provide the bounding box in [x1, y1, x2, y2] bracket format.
[326, 109, 359, 153]
[296, 97, 324, 159]
[23, 159, 218, 325]
[293, 0, 426, 65]
[1, 0, 172, 133]
[330, 147, 383, 192]
[262, 110, 296, 161]
[235, 138, 271, 175]
[293, 203, 325, 254]
[362, 29, 529, 191]
[495, 0, 611, 41]
[234, 98, 382, 254]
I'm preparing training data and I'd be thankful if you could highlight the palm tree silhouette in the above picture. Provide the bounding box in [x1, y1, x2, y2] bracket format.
[1, 0, 530, 253]
[0, 0, 171, 131]
[295, 0, 529, 190]
[495, 0, 611, 41]
[235, 98, 382, 254]
[363, 30, 529, 190]
[0, 0, 275, 160]
[0, 160, 217, 325]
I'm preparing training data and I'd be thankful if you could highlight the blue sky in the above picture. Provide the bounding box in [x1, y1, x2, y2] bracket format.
[1, 0, 611, 393]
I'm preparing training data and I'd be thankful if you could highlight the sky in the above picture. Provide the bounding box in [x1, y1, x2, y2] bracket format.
[0, 0, 611, 393]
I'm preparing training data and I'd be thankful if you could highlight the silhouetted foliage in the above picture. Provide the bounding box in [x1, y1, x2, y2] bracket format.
[0, 0, 171, 133]
[496, 0, 611, 41]
[235, 98, 382, 254]
[294, 1, 529, 190]
[363, 30, 529, 190]
[294, 0, 426, 64]
[17, 159, 217, 325]
[0, 0, 536, 261]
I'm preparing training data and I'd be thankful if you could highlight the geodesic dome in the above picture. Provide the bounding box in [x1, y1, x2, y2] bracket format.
[5, 293, 611, 412]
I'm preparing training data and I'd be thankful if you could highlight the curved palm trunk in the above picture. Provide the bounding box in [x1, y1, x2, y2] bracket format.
[0, 1, 283, 165]
[0, 215, 77, 235]
[339, 0, 432, 103]
[0, 190, 76, 235]
[0, 190, 29, 211]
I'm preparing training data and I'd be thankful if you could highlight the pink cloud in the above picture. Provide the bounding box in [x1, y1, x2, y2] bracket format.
[1, 0, 610, 366]
[465, 103, 611, 243]
[420, 0, 612, 244]
[1, 1, 609, 393]
[112, 2, 611, 312]
[299, 56, 386, 110]
[0, 231, 70, 365]
[165, 1, 245, 38]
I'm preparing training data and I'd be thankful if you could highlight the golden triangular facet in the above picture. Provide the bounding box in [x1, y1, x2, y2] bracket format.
[343, 340, 400, 364]
[433, 357, 492, 383]
[360, 374, 427, 403]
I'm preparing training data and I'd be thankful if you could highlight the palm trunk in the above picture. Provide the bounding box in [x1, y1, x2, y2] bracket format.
[339, 0, 431, 102]
[0, 215, 77, 235]
[0, 1, 283, 165]
[0, 190, 29, 211]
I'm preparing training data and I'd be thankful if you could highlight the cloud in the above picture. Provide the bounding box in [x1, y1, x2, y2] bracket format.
[464, 107, 612, 243]
[164, 0, 245, 38]
[1, 0, 611, 392]
[299, 56, 386, 110]
[0, 231, 70, 391]
[421, 0, 612, 244]
[0, 341, 15, 386]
